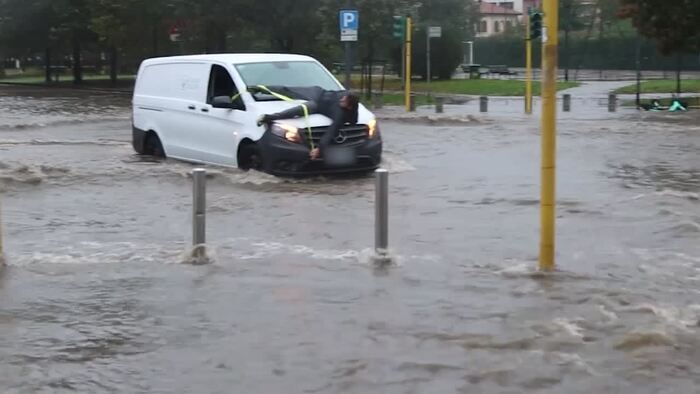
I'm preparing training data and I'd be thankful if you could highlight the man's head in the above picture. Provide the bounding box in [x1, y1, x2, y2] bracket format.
[340, 94, 359, 111]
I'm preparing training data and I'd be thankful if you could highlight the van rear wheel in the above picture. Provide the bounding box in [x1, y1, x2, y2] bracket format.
[145, 133, 165, 158]
[238, 143, 263, 171]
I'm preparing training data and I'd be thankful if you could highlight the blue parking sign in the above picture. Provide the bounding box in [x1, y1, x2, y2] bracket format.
[339, 10, 358, 42]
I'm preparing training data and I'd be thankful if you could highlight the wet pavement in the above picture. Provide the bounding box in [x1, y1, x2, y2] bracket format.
[1, 85, 699, 393]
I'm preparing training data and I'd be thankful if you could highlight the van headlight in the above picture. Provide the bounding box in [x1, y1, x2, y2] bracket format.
[271, 123, 301, 143]
[367, 119, 379, 138]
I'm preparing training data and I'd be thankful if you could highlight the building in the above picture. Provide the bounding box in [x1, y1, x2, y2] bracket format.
[522, 0, 543, 13]
[480, 0, 524, 12]
[475, 1, 522, 38]
[477, 0, 543, 14]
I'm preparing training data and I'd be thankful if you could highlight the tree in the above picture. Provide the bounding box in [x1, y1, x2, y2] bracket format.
[618, 0, 700, 54]
[0, 0, 55, 81]
[416, 0, 478, 80]
[560, 0, 585, 81]
[88, 0, 178, 83]
[619, 0, 700, 93]
[50, 0, 97, 84]
[237, 0, 324, 54]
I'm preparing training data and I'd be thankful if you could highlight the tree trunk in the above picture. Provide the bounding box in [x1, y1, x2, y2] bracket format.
[367, 39, 374, 100]
[110, 46, 118, 86]
[45, 47, 52, 83]
[675, 53, 681, 95]
[152, 25, 159, 56]
[564, 27, 570, 81]
[72, 32, 83, 85]
[635, 36, 641, 108]
[217, 29, 227, 53]
[204, 24, 212, 54]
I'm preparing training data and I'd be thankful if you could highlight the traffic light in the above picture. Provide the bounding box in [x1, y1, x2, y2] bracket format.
[392, 16, 405, 40]
[529, 10, 543, 40]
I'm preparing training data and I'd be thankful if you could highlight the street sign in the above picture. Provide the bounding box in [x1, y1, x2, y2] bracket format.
[169, 22, 183, 42]
[339, 10, 359, 42]
[428, 26, 442, 38]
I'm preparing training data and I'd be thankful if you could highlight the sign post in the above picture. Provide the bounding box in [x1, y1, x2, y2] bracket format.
[339, 10, 359, 89]
[404, 16, 412, 112]
[427, 26, 441, 88]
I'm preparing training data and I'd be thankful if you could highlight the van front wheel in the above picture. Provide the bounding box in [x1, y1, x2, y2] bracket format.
[145, 133, 165, 158]
[238, 143, 263, 171]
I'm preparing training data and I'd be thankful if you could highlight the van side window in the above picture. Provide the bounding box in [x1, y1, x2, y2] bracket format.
[207, 64, 244, 110]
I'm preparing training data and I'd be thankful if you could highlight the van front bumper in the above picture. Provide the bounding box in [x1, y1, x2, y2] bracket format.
[257, 131, 382, 176]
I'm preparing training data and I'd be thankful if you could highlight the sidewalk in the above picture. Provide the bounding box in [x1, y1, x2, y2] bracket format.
[374, 81, 639, 122]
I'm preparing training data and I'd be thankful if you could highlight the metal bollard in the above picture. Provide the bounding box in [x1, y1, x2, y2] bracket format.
[608, 94, 617, 112]
[373, 93, 383, 110]
[435, 96, 444, 113]
[192, 168, 207, 261]
[409, 94, 416, 112]
[375, 169, 389, 258]
[563, 94, 571, 112]
[479, 96, 488, 112]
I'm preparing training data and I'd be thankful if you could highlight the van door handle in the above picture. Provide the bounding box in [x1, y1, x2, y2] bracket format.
[201, 108, 209, 113]
[187, 105, 196, 110]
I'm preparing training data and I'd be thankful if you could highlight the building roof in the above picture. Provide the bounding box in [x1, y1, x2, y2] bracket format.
[479, 3, 521, 15]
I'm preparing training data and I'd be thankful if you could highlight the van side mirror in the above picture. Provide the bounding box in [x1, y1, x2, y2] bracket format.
[212, 95, 234, 109]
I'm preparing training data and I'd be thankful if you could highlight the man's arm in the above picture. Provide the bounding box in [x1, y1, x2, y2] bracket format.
[318, 105, 345, 149]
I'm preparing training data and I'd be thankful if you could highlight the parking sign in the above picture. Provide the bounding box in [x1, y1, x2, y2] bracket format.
[339, 10, 358, 42]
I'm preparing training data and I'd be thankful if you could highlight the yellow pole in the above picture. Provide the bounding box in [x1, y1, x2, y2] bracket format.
[540, 0, 558, 271]
[525, 20, 533, 115]
[404, 16, 412, 112]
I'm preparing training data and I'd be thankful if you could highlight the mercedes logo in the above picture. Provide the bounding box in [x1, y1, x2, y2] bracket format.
[334, 131, 347, 144]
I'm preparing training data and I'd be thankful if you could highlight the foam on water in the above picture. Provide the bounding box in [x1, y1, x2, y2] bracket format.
[655, 189, 699, 201]
[379, 152, 416, 174]
[552, 318, 586, 339]
[598, 304, 619, 322]
[6, 242, 181, 267]
[238, 241, 361, 262]
[621, 303, 700, 331]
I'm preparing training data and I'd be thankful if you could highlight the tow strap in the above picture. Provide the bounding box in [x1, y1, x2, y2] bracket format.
[254, 85, 315, 150]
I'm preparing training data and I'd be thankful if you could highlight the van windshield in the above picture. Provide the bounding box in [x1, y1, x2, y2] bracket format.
[235, 61, 342, 100]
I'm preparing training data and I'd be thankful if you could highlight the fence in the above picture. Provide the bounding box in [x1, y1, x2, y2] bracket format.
[471, 36, 700, 79]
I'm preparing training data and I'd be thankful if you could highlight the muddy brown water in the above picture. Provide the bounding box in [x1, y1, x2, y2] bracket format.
[1, 86, 699, 393]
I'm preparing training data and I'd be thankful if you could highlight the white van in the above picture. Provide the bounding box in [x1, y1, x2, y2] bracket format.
[132, 54, 382, 175]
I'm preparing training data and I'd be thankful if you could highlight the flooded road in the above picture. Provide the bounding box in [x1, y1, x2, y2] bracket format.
[1, 85, 699, 393]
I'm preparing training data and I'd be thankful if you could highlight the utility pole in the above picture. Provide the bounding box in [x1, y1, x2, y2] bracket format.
[525, 18, 533, 114]
[540, 0, 558, 271]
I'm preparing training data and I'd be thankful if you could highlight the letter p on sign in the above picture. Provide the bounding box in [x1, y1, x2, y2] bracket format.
[339, 10, 358, 42]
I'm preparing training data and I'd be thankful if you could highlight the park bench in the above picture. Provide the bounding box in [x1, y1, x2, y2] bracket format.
[484, 65, 517, 78]
[48, 66, 67, 82]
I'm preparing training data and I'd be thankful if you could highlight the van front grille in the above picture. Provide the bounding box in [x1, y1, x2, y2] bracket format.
[302, 124, 368, 146]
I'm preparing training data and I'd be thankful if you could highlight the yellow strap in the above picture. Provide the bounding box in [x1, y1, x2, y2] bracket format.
[231, 92, 241, 102]
[255, 85, 315, 150]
